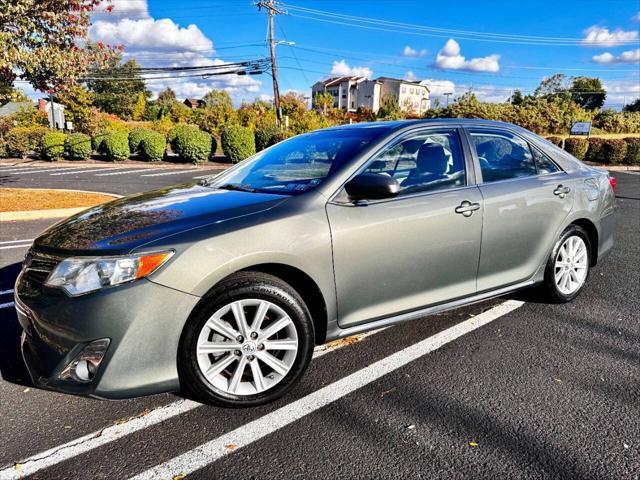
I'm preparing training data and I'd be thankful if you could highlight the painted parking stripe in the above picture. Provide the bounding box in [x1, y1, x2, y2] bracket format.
[0, 239, 33, 245]
[0, 166, 39, 172]
[0, 289, 14, 296]
[0, 321, 392, 478]
[131, 300, 524, 480]
[139, 169, 199, 177]
[49, 167, 128, 176]
[8, 167, 84, 175]
[94, 169, 148, 176]
[0, 244, 32, 250]
[0, 302, 15, 309]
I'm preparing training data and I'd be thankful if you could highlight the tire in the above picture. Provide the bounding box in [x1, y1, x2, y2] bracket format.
[539, 224, 591, 303]
[178, 271, 315, 407]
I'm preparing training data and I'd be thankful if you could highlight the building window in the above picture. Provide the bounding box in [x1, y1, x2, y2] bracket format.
[410, 88, 414, 94]
[342, 94, 346, 98]
[402, 87, 406, 93]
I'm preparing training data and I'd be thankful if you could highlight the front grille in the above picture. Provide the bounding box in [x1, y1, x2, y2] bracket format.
[23, 252, 60, 286]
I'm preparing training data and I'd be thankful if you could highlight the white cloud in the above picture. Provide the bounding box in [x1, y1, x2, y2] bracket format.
[403, 71, 418, 82]
[435, 39, 500, 72]
[632, 11, 640, 22]
[592, 48, 640, 64]
[402, 45, 427, 57]
[419, 79, 455, 105]
[602, 79, 640, 106]
[581, 26, 639, 47]
[89, 1, 261, 103]
[330, 59, 372, 78]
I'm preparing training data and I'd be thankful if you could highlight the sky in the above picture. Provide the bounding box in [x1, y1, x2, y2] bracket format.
[28, 0, 640, 109]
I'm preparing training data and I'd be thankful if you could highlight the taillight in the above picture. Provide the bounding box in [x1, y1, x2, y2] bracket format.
[609, 176, 616, 193]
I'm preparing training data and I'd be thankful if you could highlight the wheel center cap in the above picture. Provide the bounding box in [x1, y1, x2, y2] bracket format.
[241, 342, 257, 355]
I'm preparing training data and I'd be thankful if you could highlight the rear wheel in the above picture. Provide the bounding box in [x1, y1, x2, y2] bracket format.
[540, 225, 591, 303]
[179, 272, 314, 407]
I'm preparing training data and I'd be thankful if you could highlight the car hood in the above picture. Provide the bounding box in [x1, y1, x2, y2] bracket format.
[33, 183, 288, 255]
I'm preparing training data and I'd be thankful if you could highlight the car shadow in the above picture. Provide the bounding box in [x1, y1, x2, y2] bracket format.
[0, 261, 32, 387]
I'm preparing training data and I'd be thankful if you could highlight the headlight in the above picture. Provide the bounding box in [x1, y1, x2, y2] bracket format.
[45, 251, 173, 296]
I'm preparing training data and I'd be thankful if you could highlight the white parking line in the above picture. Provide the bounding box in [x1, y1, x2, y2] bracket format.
[0, 302, 15, 309]
[0, 239, 33, 245]
[0, 289, 14, 295]
[94, 169, 148, 176]
[0, 166, 39, 172]
[8, 168, 84, 175]
[49, 168, 127, 176]
[0, 322, 390, 478]
[140, 169, 199, 177]
[131, 300, 524, 480]
[0, 244, 32, 250]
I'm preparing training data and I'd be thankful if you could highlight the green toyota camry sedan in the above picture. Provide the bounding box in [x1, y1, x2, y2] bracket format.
[15, 119, 615, 407]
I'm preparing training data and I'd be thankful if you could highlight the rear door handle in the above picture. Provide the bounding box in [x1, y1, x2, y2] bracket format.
[553, 185, 571, 198]
[455, 200, 481, 217]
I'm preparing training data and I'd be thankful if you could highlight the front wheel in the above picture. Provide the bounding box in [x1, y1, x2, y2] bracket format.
[178, 272, 314, 407]
[540, 225, 591, 303]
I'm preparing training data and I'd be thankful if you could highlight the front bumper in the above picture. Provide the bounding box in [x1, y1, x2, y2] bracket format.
[15, 273, 200, 399]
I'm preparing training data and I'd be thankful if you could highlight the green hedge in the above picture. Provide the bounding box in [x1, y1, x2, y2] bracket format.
[254, 125, 280, 151]
[5, 126, 48, 158]
[140, 131, 166, 162]
[40, 131, 67, 161]
[166, 123, 199, 151]
[129, 128, 154, 154]
[65, 133, 92, 160]
[563, 137, 589, 160]
[175, 128, 212, 164]
[92, 130, 111, 153]
[624, 138, 640, 165]
[602, 139, 627, 165]
[545, 136, 563, 148]
[103, 131, 130, 161]
[221, 125, 255, 163]
[585, 137, 606, 162]
[267, 130, 294, 147]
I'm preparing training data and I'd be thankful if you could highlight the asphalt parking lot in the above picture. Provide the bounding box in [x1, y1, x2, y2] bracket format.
[0, 172, 638, 479]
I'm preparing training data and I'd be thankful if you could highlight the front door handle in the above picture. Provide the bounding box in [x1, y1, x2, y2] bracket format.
[455, 200, 481, 217]
[553, 185, 571, 198]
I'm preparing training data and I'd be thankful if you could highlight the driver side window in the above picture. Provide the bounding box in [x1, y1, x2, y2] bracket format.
[362, 130, 466, 196]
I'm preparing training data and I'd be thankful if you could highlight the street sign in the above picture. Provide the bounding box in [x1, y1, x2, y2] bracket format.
[570, 121, 592, 136]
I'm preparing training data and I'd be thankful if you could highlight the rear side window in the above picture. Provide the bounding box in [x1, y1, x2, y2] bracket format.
[531, 147, 560, 174]
[470, 130, 537, 183]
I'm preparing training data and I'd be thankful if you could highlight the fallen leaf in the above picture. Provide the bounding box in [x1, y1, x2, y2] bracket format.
[225, 443, 238, 450]
[173, 475, 186, 480]
[469, 441, 479, 447]
[406, 424, 416, 430]
[14, 463, 20, 471]
[23, 388, 30, 393]
[553, 378, 562, 384]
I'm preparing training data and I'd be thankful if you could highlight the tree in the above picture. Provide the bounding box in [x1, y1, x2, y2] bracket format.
[195, 89, 237, 134]
[377, 95, 403, 120]
[156, 87, 177, 106]
[87, 59, 150, 119]
[0, 0, 118, 93]
[534, 74, 569, 98]
[509, 89, 525, 105]
[570, 77, 606, 110]
[313, 91, 334, 116]
[132, 92, 146, 121]
[57, 84, 95, 132]
[280, 92, 308, 119]
[623, 98, 640, 112]
[0, 83, 29, 106]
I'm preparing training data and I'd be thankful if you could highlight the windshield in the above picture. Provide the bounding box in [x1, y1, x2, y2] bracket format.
[206, 126, 390, 195]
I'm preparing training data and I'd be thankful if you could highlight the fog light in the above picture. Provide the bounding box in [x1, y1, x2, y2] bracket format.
[59, 338, 110, 383]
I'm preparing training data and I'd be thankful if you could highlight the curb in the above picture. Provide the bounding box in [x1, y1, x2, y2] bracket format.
[584, 162, 640, 172]
[1, 189, 121, 222]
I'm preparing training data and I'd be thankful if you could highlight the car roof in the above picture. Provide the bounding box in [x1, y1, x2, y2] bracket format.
[324, 118, 524, 133]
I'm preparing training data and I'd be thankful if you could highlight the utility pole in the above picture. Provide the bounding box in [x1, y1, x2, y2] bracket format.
[257, 0, 284, 127]
[443, 92, 452, 108]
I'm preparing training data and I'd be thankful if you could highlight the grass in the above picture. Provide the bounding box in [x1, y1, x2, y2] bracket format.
[0, 188, 114, 212]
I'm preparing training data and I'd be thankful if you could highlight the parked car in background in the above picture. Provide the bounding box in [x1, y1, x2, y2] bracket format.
[15, 119, 615, 407]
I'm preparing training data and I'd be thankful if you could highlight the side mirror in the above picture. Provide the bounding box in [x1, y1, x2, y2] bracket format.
[345, 173, 400, 201]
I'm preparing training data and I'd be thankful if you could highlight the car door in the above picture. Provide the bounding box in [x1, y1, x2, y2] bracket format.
[326, 127, 483, 328]
[466, 127, 575, 292]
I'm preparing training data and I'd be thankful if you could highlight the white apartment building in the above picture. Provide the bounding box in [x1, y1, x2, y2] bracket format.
[312, 76, 430, 114]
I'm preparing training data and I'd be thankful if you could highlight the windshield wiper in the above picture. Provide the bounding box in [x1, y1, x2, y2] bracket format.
[217, 183, 257, 193]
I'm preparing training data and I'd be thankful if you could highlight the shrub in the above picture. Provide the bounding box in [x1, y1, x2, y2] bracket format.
[128, 128, 154, 153]
[563, 137, 589, 160]
[254, 125, 281, 151]
[139, 131, 167, 162]
[221, 125, 255, 163]
[623, 137, 640, 165]
[5, 126, 47, 158]
[175, 128, 212, 164]
[545, 136, 563, 148]
[40, 131, 67, 161]
[103, 132, 130, 161]
[65, 133, 92, 160]
[0, 139, 8, 158]
[585, 137, 606, 162]
[92, 130, 111, 153]
[267, 130, 294, 147]
[209, 135, 218, 159]
[166, 123, 199, 152]
[602, 139, 628, 165]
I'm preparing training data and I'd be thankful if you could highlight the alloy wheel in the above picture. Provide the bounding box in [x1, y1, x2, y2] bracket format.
[195, 299, 299, 395]
[554, 235, 588, 295]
